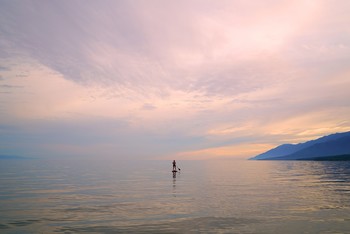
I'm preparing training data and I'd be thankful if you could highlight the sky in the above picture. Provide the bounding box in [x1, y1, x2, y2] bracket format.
[0, 0, 350, 160]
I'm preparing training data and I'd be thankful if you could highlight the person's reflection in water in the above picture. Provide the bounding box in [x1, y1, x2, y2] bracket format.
[172, 173, 176, 197]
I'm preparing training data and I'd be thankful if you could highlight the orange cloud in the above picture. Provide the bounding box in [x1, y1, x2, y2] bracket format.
[173, 143, 274, 160]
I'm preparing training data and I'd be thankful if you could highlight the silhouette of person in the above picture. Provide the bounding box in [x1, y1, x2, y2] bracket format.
[172, 160, 176, 171]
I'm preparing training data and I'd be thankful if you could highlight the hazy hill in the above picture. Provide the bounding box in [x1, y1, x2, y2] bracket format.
[250, 131, 350, 160]
[0, 155, 28, 160]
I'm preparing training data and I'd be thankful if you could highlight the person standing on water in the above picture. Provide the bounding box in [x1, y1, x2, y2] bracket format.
[172, 160, 176, 171]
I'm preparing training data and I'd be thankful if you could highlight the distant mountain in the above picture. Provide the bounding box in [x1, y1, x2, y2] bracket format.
[250, 131, 350, 160]
[0, 155, 29, 160]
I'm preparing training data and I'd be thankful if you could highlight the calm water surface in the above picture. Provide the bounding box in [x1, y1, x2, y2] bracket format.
[1, 159, 350, 233]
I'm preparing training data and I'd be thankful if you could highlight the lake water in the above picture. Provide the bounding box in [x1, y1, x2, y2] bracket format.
[1, 159, 350, 233]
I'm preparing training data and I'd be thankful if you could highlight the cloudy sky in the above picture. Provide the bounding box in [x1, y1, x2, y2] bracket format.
[1, 0, 350, 160]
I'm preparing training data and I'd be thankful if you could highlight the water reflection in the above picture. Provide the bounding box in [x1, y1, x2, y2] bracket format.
[1, 159, 350, 233]
[260, 161, 350, 218]
[173, 176, 176, 197]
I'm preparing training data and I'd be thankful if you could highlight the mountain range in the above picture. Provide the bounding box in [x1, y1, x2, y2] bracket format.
[250, 131, 350, 160]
